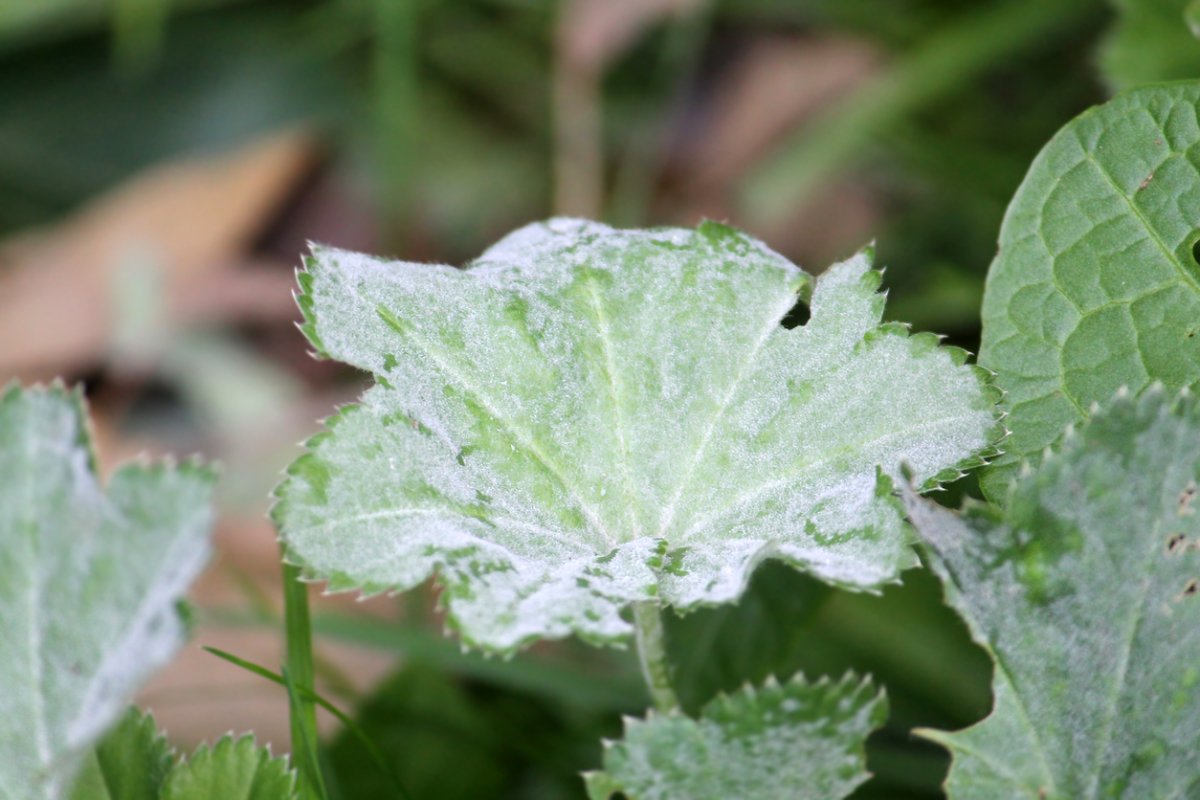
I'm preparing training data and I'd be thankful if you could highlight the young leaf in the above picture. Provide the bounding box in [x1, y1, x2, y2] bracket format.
[583, 673, 885, 800]
[69, 709, 173, 800]
[903, 386, 1200, 799]
[161, 736, 296, 800]
[0, 385, 215, 799]
[276, 219, 999, 651]
[978, 83, 1200, 498]
[1100, 0, 1200, 88]
[68, 709, 297, 800]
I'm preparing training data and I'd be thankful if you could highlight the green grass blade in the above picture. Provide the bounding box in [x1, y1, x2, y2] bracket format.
[282, 561, 325, 800]
[282, 666, 330, 800]
[203, 646, 414, 800]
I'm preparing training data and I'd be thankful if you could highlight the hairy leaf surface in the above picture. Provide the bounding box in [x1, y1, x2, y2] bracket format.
[0, 386, 214, 799]
[583, 673, 885, 800]
[276, 219, 999, 650]
[979, 84, 1200, 497]
[904, 387, 1200, 799]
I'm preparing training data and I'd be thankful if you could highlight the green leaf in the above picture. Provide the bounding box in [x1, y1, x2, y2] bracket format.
[1100, 0, 1200, 88]
[903, 386, 1200, 799]
[69, 709, 173, 800]
[69, 709, 297, 800]
[0, 384, 215, 799]
[276, 219, 1000, 651]
[978, 83, 1200, 498]
[161, 736, 296, 800]
[583, 673, 886, 800]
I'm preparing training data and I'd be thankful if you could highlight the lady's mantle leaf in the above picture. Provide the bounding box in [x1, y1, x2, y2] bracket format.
[0, 386, 215, 799]
[69, 708, 297, 800]
[161, 735, 295, 800]
[903, 386, 1200, 799]
[276, 219, 999, 651]
[69, 709, 173, 800]
[583, 673, 885, 800]
[978, 84, 1200, 498]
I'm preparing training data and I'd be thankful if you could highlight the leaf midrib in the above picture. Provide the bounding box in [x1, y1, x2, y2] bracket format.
[1081, 422, 1179, 799]
[581, 270, 642, 540]
[21, 416, 53, 793]
[1074, 130, 1200, 297]
[654, 289, 797, 540]
[366, 286, 615, 549]
[679, 410, 984, 542]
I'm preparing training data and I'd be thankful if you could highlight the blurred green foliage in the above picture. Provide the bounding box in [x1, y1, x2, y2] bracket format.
[1101, 0, 1200, 88]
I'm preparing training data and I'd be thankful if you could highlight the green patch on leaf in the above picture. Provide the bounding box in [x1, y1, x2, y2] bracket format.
[0, 385, 215, 799]
[583, 673, 886, 800]
[979, 83, 1200, 498]
[904, 386, 1200, 799]
[275, 219, 999, 651]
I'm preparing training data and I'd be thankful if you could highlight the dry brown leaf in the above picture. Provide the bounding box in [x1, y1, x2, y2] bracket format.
[0, 131, 318, 381]
[683, 36, 880, 194]
[559, 0, 701, 71]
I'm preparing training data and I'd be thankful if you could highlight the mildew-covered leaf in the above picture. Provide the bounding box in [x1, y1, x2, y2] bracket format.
[583, 673, 885, 800]
[978, 84, 1200, 498]
[903, 386, 1200, 799]
[0, 385, 215, 799]
[276, 218, 999, 651]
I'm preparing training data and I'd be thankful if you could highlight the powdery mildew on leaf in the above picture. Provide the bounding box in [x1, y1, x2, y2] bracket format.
[583, 673, 885, 800]
[276, 218, 1000, 651]
[979, 84, 1200, 497]
[904, 386, 1200, 799]
[0, 386, 214, 800]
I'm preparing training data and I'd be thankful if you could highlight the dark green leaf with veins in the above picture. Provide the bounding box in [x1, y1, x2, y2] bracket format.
[979, 84, 1200, 497]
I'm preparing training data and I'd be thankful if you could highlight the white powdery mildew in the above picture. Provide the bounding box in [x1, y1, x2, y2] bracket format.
[585, 674, 884, 800]
[279, 219, 999, 651]
[904, 388, 1200, 799]
[0, 387, 214, 800]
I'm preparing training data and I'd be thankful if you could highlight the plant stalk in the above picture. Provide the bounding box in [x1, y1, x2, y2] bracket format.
[631, 601, 679, 712]
[282, 561, 326, 800]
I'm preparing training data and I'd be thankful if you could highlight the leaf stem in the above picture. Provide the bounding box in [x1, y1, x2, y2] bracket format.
[631, 601, 679, 712]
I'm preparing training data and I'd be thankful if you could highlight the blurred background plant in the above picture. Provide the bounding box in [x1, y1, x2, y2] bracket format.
[0, 1, 1193, 797]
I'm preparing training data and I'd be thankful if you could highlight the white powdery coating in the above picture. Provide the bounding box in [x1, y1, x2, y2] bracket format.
[587, 675, 883, 800]
[279, 219, 998, 650]
[0, 388, 214, 800]
[904, 388, 1200, 799]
